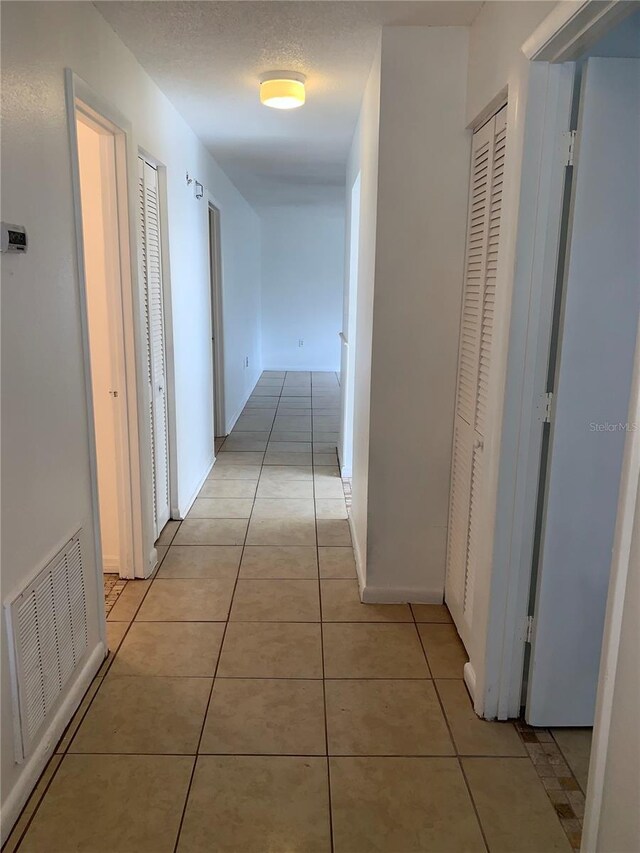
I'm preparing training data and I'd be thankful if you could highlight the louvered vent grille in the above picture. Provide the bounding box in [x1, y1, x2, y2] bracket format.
[6, 534, 88, 760]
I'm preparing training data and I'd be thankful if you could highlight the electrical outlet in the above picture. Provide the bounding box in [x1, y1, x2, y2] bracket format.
[298, 339, 304, 348]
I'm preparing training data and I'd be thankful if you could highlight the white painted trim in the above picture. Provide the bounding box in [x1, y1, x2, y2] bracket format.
[176, 455, 215, 520]
[581, 320, 640, 852]
[65, 70, 154, 581]
[360, 584, 444, 605]
[348, 512, 366, 593]
[263, 365, 340, 373]
[177, 456, 215, 520]
[0, 642, 105, 845]
[225, 376, 261, 435]
[207, 200, 227, 440]
[463, 662, 477, 704]
[483, 62, 576, 721]
[102, 556, 121, 571]
[147, 545, 159, 577]
[522, 0, 630, 62]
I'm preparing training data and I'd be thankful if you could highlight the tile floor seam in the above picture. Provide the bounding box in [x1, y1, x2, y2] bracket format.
[413, 601, 492, 853]
[171, 372, 285, 853]
[311, 370, 336, 853]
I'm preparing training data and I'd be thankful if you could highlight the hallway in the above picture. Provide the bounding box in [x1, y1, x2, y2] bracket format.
[4, 371, 580, 852]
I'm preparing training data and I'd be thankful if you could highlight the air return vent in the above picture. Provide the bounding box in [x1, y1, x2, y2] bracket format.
[5, 532, 88, 761]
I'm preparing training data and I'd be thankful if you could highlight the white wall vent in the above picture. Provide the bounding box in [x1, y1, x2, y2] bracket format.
[5, 532, 88, 761]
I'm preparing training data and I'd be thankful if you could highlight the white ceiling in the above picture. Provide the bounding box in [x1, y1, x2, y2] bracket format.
[96, 1, 482, 208]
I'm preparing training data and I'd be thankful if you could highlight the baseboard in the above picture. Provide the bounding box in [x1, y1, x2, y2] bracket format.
[176, 454, 215, 519]
[348, 514, 366, 594]
[463, 661, 477, 705]
[102, 556, 120, 572]
[262, 365, 340, 373]
[360, 584, 445, 604]
[0, 642, 106, 845]
[146, 545, 159, 579]
[225, 374, 261, 434]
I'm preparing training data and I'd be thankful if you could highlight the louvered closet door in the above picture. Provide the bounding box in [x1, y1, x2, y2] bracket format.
[138, 157, 170, 539]
[445, 106, 506, 647]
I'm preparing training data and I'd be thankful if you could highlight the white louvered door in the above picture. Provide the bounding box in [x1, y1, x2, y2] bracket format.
[446, 106, 507, 647]
[138, 157, 170, 539]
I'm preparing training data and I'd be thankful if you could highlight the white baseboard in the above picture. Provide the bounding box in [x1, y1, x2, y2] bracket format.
[348, 514, 366, 594]
[176, 454, 215, 519]
[102, 555, 120, 571]
[262, 364, 340, 373]
[0, 642, 106, 845]
[347, 514, 444, 604]
[225, 374, 261, 435]
[145, 545, 159, 579]
[360, 584, 445, 604]
[464, 661, 477, 706]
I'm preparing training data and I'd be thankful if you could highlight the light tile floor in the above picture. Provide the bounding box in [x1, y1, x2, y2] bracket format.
[8, 371, 584, 852]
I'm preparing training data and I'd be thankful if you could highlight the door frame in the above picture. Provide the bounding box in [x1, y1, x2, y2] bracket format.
[339, 170, 362, 478]
[479, 0, 636, 846]
[76, 110, 133, 576]
[481, 0, 634, 721]
[207, 198, 226, 438]
[65, 70, 156, 579]
[137, 149, 179, 525]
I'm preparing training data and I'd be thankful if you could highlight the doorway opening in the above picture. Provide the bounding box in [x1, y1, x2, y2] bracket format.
[75, 107, 137, 578]
[208, 203, 226, 440]
[339, 171, 361, 478]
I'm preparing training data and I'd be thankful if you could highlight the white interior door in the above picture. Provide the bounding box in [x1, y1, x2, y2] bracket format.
[138, 157, 170, 540]
[527, 58, 640, 727]
[339, 172, 361, 478]
[446, 107, 507, 649]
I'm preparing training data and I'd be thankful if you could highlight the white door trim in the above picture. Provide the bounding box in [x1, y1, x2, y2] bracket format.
[65, 69, 156, 579]
[522, 0, 631, 62]
[483, 61, 576, 721]
[207, 199, 226, 439]
[483, 0, 632, 721]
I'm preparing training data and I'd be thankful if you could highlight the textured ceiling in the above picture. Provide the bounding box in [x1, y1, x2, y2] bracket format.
[96, 1, 482, 207]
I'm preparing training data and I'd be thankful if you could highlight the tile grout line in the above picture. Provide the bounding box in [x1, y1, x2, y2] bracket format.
[171, 371, 284, 853]
[412, 609, 492, 853]
[311, 371, 336, 853]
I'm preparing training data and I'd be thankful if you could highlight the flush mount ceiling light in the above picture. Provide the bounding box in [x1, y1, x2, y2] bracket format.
[260, 72, 306, 110]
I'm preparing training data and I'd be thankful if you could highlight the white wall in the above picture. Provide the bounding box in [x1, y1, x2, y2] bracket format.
[349, 27, 470, 601]
[0, 0, 260, 837]
[260, 205, 344, 372]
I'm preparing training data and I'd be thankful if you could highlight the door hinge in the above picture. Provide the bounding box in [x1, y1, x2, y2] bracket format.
[537, 391, 554, 424]
[561, 130, 576, 167]
[525, 615, 535, 644]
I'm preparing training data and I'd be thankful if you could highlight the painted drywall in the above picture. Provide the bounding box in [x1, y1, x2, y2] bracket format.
[0, 0, 260, 837]
[346, 43, 382, 581]
[260, 205, 345, 372]
[77, 119, 121, 570]
[360, 27, 471, 601]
